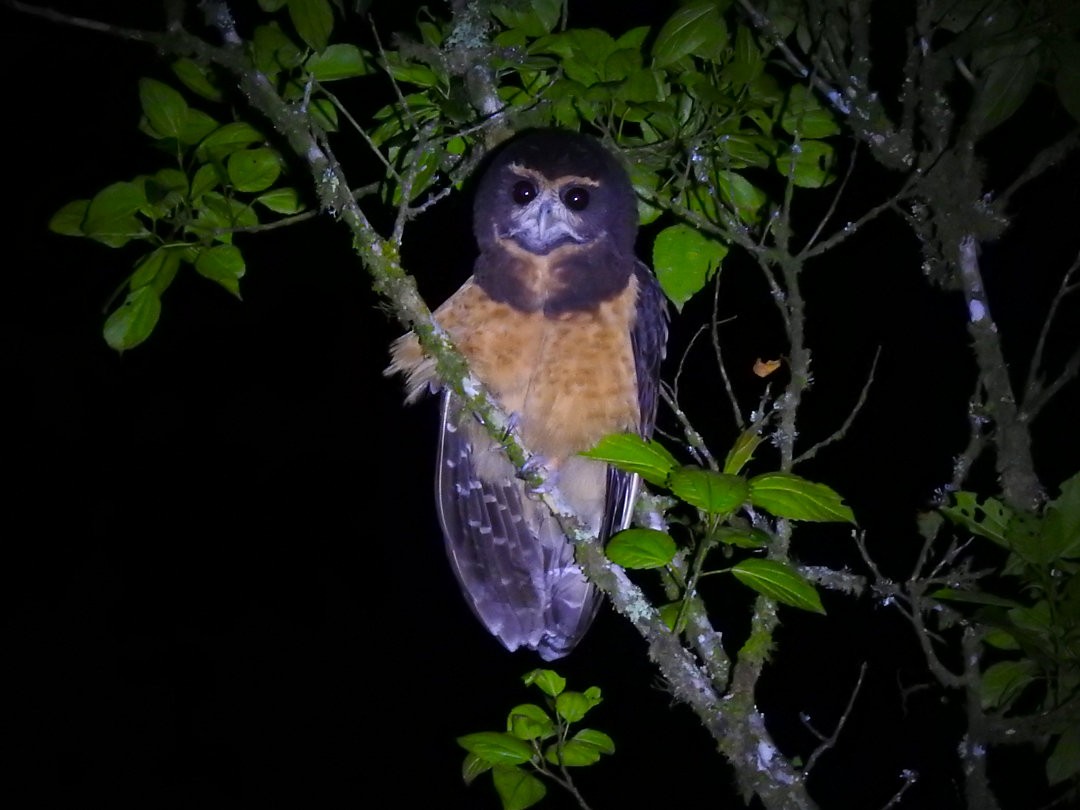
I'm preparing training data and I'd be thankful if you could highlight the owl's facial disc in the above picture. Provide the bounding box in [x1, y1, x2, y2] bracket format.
[502, 168, 599, 255]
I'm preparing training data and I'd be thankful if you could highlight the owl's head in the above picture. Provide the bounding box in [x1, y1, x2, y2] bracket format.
[473, 130, 638, 258]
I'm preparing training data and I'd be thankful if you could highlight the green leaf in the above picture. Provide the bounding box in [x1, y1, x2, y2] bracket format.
[603, 48, 641, 82]
[288, 0, 334, 52]
[139, 78, 189, 140]
[522, 669, 565, 697]
[49, 199, 89, 236]
[748, 472, 855, 523]
[310, 96, 339, 131]
[969, 47, 1040, 138]
[418, 20, 444, 48]
[580, 434, 677, 487]
[670, 468, 749, 515]
[1044, 472, 1080, 559]
[227, 148, 281, 193]
[492, 765, 546, 810]
[941, 492, 1013, 547]
[652, 224, 728, 311]
[1008, 600, 1052, 634]
[548, 29, 617, 86]
[657, 601, 682, 631]
[178, 108, 220, 147]
[305, 43, 371, 80]
[715, 170, 767, 224]
[491, 0, 562, 37]
[555, 689, 601, 723]
[574, 728, 614, 754]
[1004, 510, 1054, 565]
[615, 26, 650, 52]
[389, 145, 440, 203]
[171, 58, 223, 102]
[731, 558, 825, 613]
[195, 244, 245, 297]
[652, 2, 728, 66]
[252, 22, 304, 74]
[462, 752, 491, 786]
[606, 529, 677, 569]
[779, 140, 836, 188]
[715, 526, 769, 548]
[190, 191, 259, 240]
[1047, 725, 1080, 785]
[82, 182, 148, 248]
[456, 732, 533, 766]
[144, 169, 189, 217]
[780, 84, 840, 138]
[255, 187, 304, 214]
[506, 704, 556, 741]
[930, 588, 1022, 609]
[547, 728, 615, 766]
[980, 659, 1036, 710]
[983, 628, 1021, 651]
[724, 24, 764, 85]
[713, 132, 773, 170]
[191, 164, 221, 201]
[386, 57, 441, 88]
[104, 286, 161, 351]
[545, 729, 615, 767]
[196, 122, 265, 163]
[130, 246, 182, 296]
[723, 430, 762, 475]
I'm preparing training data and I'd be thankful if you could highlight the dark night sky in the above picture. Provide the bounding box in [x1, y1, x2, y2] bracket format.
[3, 3, 1079, 809]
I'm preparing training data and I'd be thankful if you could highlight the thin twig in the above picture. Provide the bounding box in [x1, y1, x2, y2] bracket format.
[996, 127, 1080, 212]
[660, 381, 715, 469]
[802, 661, 867, 774]
[6, 0, 163, 43]
[710, 269, 745, 431]
[319, 83, 401, 180]
[801, 175, 917, 259]
[879, 769, 919, 810]
[1021, 250, 1080, 419]
[734, 0, 851, 115]
[800, 142, 858, 255]
[795, 346, 880, 465]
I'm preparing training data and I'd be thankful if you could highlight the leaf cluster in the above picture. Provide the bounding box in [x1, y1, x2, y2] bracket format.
[457, 669, 613, 810]
[938, 472, 1080, 788]
[48, 1, 374, 349]
[584, 433, 855, 618]
[49, 74, 308, 349]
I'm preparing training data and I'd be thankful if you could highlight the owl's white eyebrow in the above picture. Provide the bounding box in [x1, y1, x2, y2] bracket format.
[507, 164, 601, 187]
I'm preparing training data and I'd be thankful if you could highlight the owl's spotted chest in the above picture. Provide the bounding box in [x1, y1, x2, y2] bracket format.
[441, 277, 641, 463]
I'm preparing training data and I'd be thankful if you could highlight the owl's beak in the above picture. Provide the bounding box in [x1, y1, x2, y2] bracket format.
[511, 196, 583, 254]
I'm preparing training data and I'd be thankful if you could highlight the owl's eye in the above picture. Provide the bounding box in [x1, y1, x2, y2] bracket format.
[563, 186, 590, 211]
[512, 180, 537, 205]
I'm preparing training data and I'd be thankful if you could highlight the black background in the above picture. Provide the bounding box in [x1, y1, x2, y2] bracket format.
[3, 2, 1078, 808]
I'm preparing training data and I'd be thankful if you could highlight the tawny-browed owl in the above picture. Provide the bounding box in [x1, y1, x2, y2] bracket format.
[386, 130, 666, 659]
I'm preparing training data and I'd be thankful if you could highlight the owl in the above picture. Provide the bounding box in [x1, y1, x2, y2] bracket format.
[387, 130, 666, 659]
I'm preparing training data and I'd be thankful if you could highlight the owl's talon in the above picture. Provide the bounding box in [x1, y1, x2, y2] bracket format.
[499, 412, 522, 443]
[519, 455, 558, 495]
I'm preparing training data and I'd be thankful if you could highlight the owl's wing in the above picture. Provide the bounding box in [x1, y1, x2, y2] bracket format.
[599, 263, 669, 540]
[436, 392, 600, 660]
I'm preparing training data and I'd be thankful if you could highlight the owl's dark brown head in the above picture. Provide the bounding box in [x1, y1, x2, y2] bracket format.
[473, 130, 638, 259]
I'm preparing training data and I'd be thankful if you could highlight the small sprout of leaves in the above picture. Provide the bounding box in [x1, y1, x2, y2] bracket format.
[461, 671, 613, 810]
